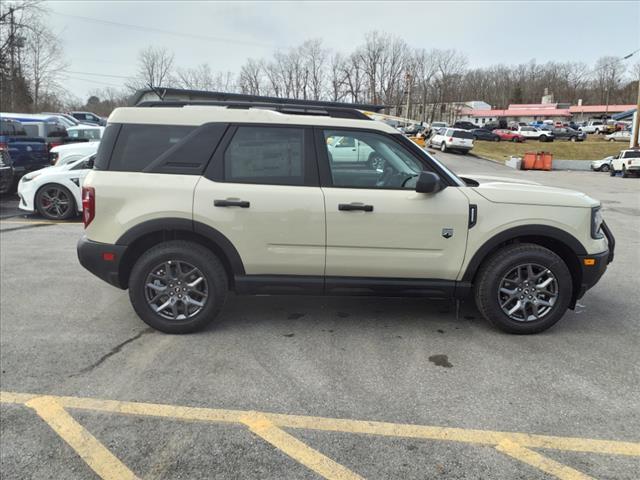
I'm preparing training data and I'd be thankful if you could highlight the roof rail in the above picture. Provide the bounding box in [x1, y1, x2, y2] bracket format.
[135, 100, 372, 120]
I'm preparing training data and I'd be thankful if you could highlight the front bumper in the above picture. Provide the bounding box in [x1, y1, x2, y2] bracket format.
[16, 177, 37, 212]
[575, 221, 615, 300]
[77, 236, 128, 289]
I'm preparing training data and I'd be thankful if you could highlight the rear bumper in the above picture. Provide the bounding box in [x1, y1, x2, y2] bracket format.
[77, 236, 127, 289]
[575, 221, 615, 300]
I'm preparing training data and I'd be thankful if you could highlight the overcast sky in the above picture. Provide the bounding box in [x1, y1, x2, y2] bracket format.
[45, 0, 640, 101]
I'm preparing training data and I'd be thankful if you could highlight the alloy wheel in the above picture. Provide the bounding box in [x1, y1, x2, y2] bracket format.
[497, 263, 558, 322]
[39, 187, 71, 218]
[144, 260, 209, 320]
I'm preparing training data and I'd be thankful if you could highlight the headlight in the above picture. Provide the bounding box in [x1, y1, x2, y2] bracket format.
[591, 206, 604, 239]
[21, 174, 39, 183]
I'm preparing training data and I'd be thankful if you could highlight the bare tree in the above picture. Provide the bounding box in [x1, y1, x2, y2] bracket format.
[128, 46, 175, 91]
[238, 58, 263, 95]
[23, 14, 67, 109]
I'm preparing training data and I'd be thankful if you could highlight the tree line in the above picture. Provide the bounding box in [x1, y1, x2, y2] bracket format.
[2, 1, 638, 120]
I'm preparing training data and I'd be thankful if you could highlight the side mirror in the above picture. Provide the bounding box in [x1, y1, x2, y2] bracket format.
[86, 157, 95, 168]
[416, 171, 444, 194]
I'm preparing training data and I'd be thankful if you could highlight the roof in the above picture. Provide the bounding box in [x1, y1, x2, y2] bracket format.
[569, 104, 635, 113]
[0, 112, 59, 122]
[108, 105, 398, 134]
[467, 108, 572, 118]
[130, 88, 386, 112]
[612, 108, 636, 120]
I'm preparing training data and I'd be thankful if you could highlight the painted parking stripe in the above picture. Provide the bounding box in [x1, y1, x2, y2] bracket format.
[25, 396, 139, 480]
[2, 391, 639, 480]
[0, 220, 80, 225]
[496, 439, 594, 480]
[241, 413, 363, 480]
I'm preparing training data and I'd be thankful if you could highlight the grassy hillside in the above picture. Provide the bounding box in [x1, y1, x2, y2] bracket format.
[471, 136, 626, 162]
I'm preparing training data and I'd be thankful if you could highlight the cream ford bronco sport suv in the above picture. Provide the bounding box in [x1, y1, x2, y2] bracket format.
[77, 96, 614, 334]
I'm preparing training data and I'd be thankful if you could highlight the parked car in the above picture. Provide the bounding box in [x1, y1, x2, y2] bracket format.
[579, 121, 606, 134]
[18, 155, 95, 220]
[68, 111, 106, 126]
[66, 125, 105, 141]
[590, 156, 613, 172]
[0, 146, 14, 194]
[610, 149, 640, 178]
[1, 113, 70, 150]
[471, 128, 500, 141]
[568, 121, 582, 131]
[452, 121, 477, 130]
[513, 126, 554, 142]
[0, 118, 49, 184]
[483, 121, 505, 130]
[508, 122, 528, 130]
[428, 127, 475, 153]
[76, 97, 614, 335]
[605, 131, 631, 142]
[430, 121, 448, 130]
[542, 127, 586, 142]
[494, 129, 526, 142]
[49, 141, 100, 166]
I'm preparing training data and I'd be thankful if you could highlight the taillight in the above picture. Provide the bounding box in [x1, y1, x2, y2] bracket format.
[449, 137, 453, 142]
[82, 187, 95, 227]
[0, 142, 7, 150]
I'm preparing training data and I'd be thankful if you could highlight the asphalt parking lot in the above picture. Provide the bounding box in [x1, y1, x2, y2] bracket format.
[1, 153, 639, 479]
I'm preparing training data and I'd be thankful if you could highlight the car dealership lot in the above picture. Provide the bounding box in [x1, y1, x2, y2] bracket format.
[1, 153, 639, 479]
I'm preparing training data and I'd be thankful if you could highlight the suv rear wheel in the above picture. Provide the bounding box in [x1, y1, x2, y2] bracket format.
[474, 243, 572, 334]
[129, 241, 228, 333]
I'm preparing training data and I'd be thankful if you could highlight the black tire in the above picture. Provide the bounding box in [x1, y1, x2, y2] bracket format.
[570, 136, 577, 142]
[35, 184, 76, 220]
[128, 241, 228, 334]
[511, 137, 519, 142]
[494, 136, 500, 142]
[539, 135, 548, 142]
[440, 142, 447, 152]
[622, 166, 628, 178]
[609, 138, 615, 142]
[601, 164, 610, 172]
[609, 168, 616, 177]
[474, 243, 572, 334]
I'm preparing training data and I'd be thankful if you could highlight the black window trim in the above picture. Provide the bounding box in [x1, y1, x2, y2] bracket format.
[313, 126, 458, 190]
[204, 123, 320, 188]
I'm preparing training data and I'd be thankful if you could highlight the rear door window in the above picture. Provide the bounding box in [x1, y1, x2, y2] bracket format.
[223, 126, 305, 185]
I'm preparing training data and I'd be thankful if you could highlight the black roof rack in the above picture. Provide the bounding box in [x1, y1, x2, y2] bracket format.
[130, 88, 385, 120]
[136, 100, 372, 120]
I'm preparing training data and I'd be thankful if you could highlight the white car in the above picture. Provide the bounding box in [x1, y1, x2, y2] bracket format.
[67, 125, 104, 141]
[579, 121, 606, 134]
[49, 141, 99, 166]
[605, 131, 631, 142]
[428, 127, 474, 153]
[17, 155, 94, 220]
[590, 156, 613, 172]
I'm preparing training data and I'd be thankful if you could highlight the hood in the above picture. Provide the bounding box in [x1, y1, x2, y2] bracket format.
[468, 176, 599, 208]
[50, 141, 99, 153]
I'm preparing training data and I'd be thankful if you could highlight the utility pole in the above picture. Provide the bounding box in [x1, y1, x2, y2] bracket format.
[632, 70, 640, 149]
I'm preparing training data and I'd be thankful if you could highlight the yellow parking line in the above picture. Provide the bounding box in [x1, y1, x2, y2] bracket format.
[25, 396, 139, 480]
[241, 413, 363, 480]
[496, 439, 594, 480]
[3, 391, 640, 480]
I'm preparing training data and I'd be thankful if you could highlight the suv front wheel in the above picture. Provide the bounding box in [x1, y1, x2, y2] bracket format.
[129, 241, 228, 333]
[474, 243, 572, 334]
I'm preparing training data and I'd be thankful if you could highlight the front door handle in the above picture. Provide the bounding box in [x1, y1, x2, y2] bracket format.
[214, 199, 250, 208]
[338, 203, 374, 212]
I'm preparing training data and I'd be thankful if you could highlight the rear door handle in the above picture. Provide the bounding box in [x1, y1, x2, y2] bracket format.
[214, 199, 250, 208]
[338, 203, 374, 212]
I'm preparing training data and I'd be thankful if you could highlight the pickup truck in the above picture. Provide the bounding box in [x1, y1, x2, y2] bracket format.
[0, 118, 49, 188]
[513, 126, 554, 142]
[610, 149, 640, 178]
[579, 121, 608, 134]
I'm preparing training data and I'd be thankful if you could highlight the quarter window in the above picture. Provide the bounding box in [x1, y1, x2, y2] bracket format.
[224, 126, 305, 185]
